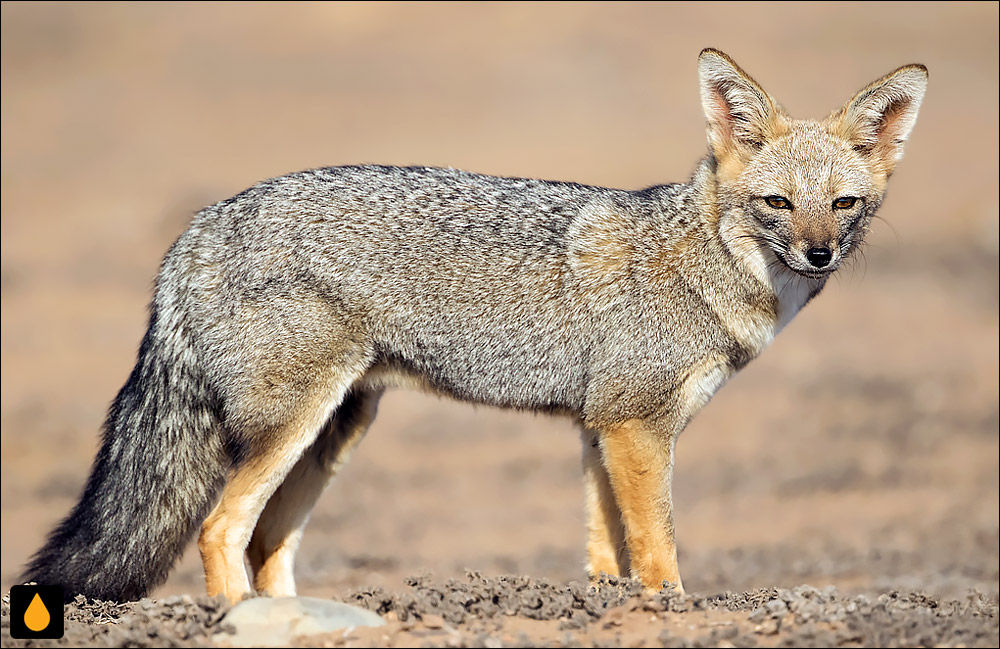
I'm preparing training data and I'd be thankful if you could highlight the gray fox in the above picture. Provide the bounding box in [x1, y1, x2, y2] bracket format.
[23, 49, 926, 602]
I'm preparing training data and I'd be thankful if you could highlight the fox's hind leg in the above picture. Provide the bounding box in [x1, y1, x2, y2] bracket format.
[195, 294, 374, 603]
[197, 368, 362, 603]
[246, 389, 383, 596]
[581, 428, 629, 580]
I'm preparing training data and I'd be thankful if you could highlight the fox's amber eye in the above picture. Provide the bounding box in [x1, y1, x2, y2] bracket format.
[833, 197, 858, 210]
[764, 196, 792, 210]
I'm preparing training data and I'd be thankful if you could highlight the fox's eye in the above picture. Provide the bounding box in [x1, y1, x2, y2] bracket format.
[764, 196, 792, 210]
[833, 197, 858, 210]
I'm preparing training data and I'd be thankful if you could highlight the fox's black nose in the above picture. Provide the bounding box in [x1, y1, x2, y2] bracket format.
[806, 247, 833, 268]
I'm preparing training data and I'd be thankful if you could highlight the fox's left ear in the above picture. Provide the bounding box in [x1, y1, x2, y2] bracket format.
[831, 64, 928, 173]
[698, 48, 787, 165]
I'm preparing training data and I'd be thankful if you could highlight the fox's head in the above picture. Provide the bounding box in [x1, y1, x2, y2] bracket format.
[698, 49, 927, 282]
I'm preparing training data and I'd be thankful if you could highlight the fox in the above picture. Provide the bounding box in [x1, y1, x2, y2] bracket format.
[22, 49, 926, 603]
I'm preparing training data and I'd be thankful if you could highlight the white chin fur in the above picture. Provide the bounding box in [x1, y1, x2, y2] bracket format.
[720, 220, 824, 335]
[773, 267, 821, 333]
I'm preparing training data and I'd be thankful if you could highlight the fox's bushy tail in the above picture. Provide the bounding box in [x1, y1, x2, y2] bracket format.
[22, 307, 228, 602]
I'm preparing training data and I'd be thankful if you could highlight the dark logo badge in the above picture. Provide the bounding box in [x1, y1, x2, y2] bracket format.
[9, 584, 65, 639]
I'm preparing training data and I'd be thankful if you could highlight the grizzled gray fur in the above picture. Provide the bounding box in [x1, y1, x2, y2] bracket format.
[23, 49, 927, 601]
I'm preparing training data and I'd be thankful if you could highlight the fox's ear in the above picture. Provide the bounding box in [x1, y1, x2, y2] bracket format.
[698, 49, 785, 163]
[831, 64, 927, 173]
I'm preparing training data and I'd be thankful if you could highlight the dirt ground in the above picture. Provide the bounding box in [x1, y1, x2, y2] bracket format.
[1, 2, 997, 647]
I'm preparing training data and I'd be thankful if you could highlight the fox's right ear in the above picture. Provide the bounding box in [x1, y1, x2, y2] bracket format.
[830, 64, 928, 175]
[698, 49, 785, 165]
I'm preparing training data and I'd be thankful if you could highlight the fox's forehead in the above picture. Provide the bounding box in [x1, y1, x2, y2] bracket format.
[743, 120, 878, 208]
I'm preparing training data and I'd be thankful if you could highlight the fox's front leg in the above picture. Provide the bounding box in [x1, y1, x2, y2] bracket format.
[581, 429, 629, 580]
[596, 417, 683, 594]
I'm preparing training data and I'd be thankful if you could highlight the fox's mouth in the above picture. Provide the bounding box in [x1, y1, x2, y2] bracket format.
[773, 250, 836, 280]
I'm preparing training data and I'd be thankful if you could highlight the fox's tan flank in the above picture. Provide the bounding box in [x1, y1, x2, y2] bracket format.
[24, 49, 927, 602]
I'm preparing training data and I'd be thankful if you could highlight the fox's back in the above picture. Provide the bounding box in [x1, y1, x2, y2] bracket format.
[162, 165, 714, 414]
[164, 166, 642, 411]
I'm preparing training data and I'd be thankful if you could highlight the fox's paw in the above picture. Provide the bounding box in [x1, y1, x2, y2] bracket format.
[587, 572, 646, 600]
[632, 579, 684, 603]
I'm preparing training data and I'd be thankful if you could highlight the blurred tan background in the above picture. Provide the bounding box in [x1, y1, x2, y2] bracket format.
[2, 2, 997, 599]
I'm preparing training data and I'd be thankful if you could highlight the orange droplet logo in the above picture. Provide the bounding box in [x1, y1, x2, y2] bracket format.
[24, 592, 51, 632]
